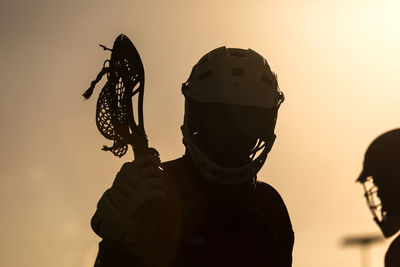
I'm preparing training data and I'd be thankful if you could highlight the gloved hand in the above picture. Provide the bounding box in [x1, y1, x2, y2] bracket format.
[109, 148, 165, 218]
[91, 148, 165, 243]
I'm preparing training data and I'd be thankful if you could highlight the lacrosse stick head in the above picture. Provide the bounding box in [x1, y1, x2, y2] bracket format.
[84, 34, 147, 158]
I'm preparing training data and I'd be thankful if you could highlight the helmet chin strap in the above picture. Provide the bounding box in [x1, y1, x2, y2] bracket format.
[375, 213, 400, 238]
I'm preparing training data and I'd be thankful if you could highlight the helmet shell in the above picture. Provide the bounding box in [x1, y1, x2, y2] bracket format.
[357, 128, 400, 182]
[182, 46, 284, 109]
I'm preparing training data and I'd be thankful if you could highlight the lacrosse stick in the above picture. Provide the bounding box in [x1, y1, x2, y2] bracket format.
[83, 34, 151, 159]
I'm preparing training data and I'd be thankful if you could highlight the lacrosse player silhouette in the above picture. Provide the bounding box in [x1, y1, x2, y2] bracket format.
[86, 39, 294, 266]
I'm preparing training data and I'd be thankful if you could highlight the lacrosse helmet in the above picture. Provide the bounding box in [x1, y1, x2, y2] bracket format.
[181, 46, 284, 185]
[357, 128, 400, 238]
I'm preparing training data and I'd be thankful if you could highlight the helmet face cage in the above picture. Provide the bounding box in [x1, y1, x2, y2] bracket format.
[362, 177, 384, 223]
[181, 125, 271, 186]
[185, 98, 277, 166]
[361, 176, 400, 237]
[181, 101, 276, 185]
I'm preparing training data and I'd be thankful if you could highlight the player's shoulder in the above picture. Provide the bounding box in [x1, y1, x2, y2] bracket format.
[253, 180, 286, 204]
[161, 156, 190, 177]
[385, 234, 400, 266]
[160, 155, 202, 190]
[161, 156, 184, 169]
[161, 155, 201, 179]
[250, 180, 292, 226]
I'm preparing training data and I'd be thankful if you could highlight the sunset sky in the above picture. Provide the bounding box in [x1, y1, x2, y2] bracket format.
[1, 0, 400, 266]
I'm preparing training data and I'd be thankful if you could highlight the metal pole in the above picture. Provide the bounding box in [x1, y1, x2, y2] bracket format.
[341, 233, 384, 267]
[360, 245, 370, 267]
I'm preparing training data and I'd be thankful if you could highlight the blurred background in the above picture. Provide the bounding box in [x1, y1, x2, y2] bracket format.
[1, 0, 399, 266]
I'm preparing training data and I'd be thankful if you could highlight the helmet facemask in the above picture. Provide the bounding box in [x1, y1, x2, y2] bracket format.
[361, 176, 400, 238]
[182, 99, 276, 185]
[186, 99, 276, 167]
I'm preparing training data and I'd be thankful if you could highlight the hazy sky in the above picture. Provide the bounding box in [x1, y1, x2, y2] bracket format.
[1, 0, 400, 266]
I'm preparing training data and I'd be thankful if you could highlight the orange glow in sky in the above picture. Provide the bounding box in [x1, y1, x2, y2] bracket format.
[0, 1, 399, 267]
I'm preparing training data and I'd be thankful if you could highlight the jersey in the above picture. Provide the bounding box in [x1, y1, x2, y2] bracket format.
[385, 234, 400, 267]
[93, 154, 294, 267]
